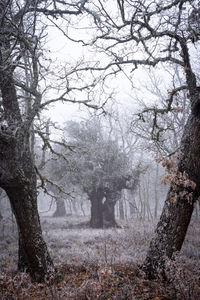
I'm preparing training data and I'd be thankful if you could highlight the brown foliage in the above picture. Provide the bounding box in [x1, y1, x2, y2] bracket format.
[0, 263, 183, 299]
[156, 152, 196, 204]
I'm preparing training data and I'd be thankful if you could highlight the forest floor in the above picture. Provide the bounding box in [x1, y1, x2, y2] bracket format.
[0, 215, 200, 299]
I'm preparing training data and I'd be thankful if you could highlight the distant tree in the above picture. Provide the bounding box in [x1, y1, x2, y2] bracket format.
[64, 0, 200, 278]
[49, 118, 141, 228]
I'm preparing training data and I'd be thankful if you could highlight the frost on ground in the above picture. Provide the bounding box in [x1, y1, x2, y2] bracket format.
[0, 216, 200, 299]
[41, 216, 153, 266]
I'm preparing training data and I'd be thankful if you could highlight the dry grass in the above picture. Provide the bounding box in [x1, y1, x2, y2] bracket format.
[0, 215, 200, 299]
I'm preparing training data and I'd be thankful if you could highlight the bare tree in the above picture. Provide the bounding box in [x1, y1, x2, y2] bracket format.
[0, 0, 91, 281]
[63, 0, 200, 278]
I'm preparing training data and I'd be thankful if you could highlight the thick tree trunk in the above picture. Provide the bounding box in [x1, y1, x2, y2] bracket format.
[89, 189, 104, 228]
[6, 184, 55, 281]
[18, 233, 29, 271]
[5, 162, 55, 281]
[142, 114, 200, 279]
[0, 1, 55, 282]
[89, 189, 120, 228]
[0, 135, 55, 282]
[53, 198, 67, 217]
[72, 200, 78, 215]
[102, 199, 118, 228]
[154, 164, 159, 219]
[119, 199, 125, 220]
[102, 190, 120, 228]
[129, 200, 136, 216]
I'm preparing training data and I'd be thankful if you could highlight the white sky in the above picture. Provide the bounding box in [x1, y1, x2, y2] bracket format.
[42, 16, 184, 127]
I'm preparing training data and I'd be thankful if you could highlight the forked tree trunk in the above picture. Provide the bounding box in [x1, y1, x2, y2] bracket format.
[142, 114, 200, 279]
[90, 189, 120, 228]
[103, 190, 121, 228]
[103, 199, 117, 228]
[53, 198, 67, 217]
[89, 189, 104, 228]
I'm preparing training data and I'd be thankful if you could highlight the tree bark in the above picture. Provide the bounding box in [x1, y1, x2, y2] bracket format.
[18, 233, 29, 272]
[89, 189, 104, 228]
[154, 164, 159, 219]
[53, 198, 67, 217]
[102, 199, 117, 227]
[0, 53, 55, 282]
[2, 141, 55, 282]
[142, 37, 200, 279]
[119, 199, 125, 220]
[89, 189, 120, 228]
[102, 191, 120, 228]
[142, 114, 200, 279]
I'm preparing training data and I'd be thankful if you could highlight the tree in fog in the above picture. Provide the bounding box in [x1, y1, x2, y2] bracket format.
[0, 0, 55, 281]
[131, 67, 191, 156]
[66, 0, 200, 278]
[49, 118, 141, 228]
[0, 0, 90, 281]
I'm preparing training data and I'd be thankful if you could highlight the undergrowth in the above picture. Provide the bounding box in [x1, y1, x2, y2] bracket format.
[0, 216, 200, 299]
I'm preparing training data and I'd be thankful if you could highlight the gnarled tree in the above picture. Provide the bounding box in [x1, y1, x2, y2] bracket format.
[0, 0, 56, 282]
[48, 118, 141, 228]
[64, 0, 200, 277]
[0, 0, 90, 281]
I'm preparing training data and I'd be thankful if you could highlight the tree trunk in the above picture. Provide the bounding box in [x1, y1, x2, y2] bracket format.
[6, 182, 55, 282]
[90, 189, 119, 228]
[0, 134, 55, 282]
[0, 0, 55, 282]
[18, 233, 29, 272]
[129, 200, 137, 216]
[53, 198, 67, 217]
[119, 199, 125, 220]
[89, 189, 104, 228]
[5, 165, 55, 282]
[102, 199, 117, 228]
[72, 200, 78, 215]
[102, 191, 120, 228]
[142, 114, 200, 279]
[154, 164, 159, 219]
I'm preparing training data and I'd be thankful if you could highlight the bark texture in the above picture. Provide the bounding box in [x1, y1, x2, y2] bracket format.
[103, 191, 121, 228]
[0, 6, 55, 279]
[89, 188, 104, 228]
[53, 198, 67, 217]
[140, 23, 200, 277]
[0, 132, 55, 281]
[142, 39, 200, 278]
[89, 188, 119, 228]
[143, 114, 200, 278]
